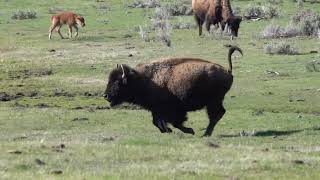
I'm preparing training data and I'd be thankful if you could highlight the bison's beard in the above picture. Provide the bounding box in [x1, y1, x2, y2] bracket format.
[109, 99, 123, 107]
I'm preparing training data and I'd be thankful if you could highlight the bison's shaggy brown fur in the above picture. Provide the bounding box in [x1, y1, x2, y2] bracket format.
[49, 12, 85, 40]
[104, 46, 243, 136]
[192, 0, 222, 36]
[192, 0, 242, 37]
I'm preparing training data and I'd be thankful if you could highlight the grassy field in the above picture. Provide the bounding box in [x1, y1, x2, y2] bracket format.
[0, 0, 320, 179]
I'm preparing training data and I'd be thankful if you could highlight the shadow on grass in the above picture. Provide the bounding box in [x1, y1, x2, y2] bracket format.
[75, 35, 117, 42]
[219, 127, 320, 138]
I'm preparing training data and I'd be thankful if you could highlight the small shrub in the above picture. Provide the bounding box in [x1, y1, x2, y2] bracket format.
[266, 0, 283, 5]
[283, 25, 301, 37]
[262, 23, 302, 38]
[164, 2, 193, 16]
[261, 10, 320, 39]
[263, 6, 279, 19]
[138, 7, 172, 46]
[243, 4, 279, 19]
[291, 10, 320, 36]
[152, 7, 172, 47]
[310, 0, 320, 4]
[11, 10, 37, 20]
[243, 5, 264, 19]
[262, 24, 283, 38]
[48, 7, 64, 14]
[139, 25, 151, 42]
[173, 18, 196, 29]
[128, 0, 160, 8]
[95, 3, 111, 14]
[264, 41, 299, 55]
[297, 0, 304, 8]
[306, 60, 320, 72]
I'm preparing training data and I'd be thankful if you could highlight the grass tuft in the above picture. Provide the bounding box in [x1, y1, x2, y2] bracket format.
[11, 10, 37, 20]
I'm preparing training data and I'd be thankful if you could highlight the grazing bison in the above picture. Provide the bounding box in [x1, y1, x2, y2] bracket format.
[221, 0, 242, 37]
[49, 12, 85, 40]
[104, 46, 243, 137]
[192, 0, 222, 36]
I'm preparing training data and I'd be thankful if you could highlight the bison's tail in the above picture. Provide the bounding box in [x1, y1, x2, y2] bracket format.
[224, 45, 243, 73]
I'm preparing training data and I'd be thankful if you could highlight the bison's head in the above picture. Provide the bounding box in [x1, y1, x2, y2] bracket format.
[76, 16, 85, 27]
[104, 64, 136, 107]
[227, 16, 242, 37]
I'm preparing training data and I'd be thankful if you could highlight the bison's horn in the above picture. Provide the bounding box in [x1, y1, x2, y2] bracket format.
[120, 64, 126, 78]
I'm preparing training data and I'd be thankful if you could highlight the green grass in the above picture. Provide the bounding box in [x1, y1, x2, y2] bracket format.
[1, 0, 320, 179]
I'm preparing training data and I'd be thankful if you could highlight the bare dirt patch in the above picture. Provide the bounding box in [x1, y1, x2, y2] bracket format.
[0, 92, 20, 101]
[8, 68, 53, 80]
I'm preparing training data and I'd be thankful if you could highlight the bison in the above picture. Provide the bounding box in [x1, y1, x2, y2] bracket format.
[192, 0, 242, 38]
[49, 12, 85, 40]
[104, 45, 243, 137]
[221, 0, 242, 37]
[192, 0, 222, 36]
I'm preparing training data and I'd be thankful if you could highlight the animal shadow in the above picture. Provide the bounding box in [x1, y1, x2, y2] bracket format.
[219, 126, 320, 138]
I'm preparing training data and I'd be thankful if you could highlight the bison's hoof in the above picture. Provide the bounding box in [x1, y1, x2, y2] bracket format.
[187, 128, 195, 135]
[202, 133, 211, 137]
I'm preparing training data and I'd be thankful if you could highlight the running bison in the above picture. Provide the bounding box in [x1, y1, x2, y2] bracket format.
[104, 46, 243, 137]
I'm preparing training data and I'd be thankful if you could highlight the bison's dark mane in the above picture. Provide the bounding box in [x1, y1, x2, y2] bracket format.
[114, 67, 178, 111]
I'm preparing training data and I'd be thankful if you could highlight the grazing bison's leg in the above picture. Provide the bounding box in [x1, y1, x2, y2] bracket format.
[56, 25, 64, 39]
[194, 14, 204, 36]
[205, 16, 215, 32]
[152, 113, 172, 133]
[73, 25, 79, 37]
[49, 24, 57, 40]
[203, 102, 226, 137]
[220, 22, 226, 31]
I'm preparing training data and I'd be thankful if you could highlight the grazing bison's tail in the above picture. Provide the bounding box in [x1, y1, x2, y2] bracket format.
[224, 45, 243, 73]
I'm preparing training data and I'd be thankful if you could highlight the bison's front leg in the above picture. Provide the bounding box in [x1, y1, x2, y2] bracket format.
[73, 25, 79, 37]
[152, 113, 172, 133]
[68, 25, 73, 39]
[173, 123, 195, 135]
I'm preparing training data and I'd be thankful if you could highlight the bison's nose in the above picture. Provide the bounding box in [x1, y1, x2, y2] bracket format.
[104, 94, 111, 101]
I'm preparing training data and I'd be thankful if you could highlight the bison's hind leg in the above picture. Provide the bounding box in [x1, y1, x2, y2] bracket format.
[203, 102, 226, 137]
[73, 25, 79, 37]
[171, 112, 195, 135]
[173, 123, 195, 135]
[56, 25, 64, 39]
[152, 112, 172, 133]
[194, 14, 205, 36]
